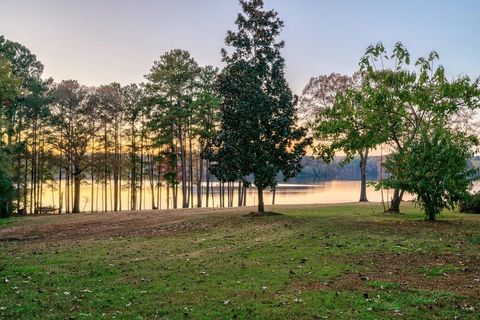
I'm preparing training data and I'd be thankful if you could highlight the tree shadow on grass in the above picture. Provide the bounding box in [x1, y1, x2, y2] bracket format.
[244, 211, 283, 218]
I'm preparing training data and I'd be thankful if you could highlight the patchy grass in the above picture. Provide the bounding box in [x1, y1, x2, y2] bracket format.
[469, 236, 480, 245]
[0, 203, 479, 319]
[0, 217, 17, 228]
[368, 280, 399, 290]
[421, 265, 464, 277]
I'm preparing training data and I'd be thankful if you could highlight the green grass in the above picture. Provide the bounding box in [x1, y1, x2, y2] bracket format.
[0, 217, 17, 228]
[421, 265, 463, 277]
[1, 203, 479, 319]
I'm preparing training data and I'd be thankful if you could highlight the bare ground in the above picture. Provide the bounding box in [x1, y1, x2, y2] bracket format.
[0, 203, 352, 242]
[296, 252, 480, 299]
[0, 207, 242, 241]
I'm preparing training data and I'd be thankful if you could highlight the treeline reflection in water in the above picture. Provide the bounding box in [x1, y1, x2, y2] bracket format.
[34, 180, 436, 213]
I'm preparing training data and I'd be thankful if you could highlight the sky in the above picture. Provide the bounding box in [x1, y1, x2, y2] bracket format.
[0, 0, 479, 94]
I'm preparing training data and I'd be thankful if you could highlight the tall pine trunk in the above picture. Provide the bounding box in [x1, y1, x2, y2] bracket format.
[205, 164, 210, 207]
[72, 167, 82, 213]
[197, 156, 203, 208]
[113, 122, 119, 211]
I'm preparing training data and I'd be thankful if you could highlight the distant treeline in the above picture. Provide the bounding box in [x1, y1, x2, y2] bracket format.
[289, 156, 480, 183]
[286, 156, 379, 182]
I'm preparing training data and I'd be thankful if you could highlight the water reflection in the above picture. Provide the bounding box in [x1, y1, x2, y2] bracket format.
[40, 180, 423, 212]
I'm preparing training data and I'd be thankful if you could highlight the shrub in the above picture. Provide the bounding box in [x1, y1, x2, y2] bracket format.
[459, 192, 480, 214]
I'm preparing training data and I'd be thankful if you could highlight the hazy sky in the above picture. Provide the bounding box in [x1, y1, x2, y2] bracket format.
[1, 0, 478, 94]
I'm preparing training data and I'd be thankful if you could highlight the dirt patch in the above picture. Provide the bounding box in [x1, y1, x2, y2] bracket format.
[0, 207, 252, 242]
[296, 252, 480, 298]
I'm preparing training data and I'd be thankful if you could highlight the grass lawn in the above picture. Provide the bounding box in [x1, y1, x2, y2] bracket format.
[0, 202, 479, 319]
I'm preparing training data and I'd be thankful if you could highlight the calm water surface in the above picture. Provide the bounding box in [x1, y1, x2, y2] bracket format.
[39, 180, 428, 212]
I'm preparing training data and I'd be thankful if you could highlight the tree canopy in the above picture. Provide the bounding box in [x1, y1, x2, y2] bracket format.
[206, 0, 311, 213]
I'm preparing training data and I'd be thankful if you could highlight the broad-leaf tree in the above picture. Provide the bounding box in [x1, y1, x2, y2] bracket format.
[207, 0, 310, 213]
[302, 73, 379, 202]
[382, 127, 478, 220]
[361, 42, 480, 212]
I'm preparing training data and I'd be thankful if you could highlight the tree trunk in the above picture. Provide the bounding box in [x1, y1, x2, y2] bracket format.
[205, 166, 210, 207]
[178, 128, 188, 208]
[197, 157, 203, 208]
[210, 179, 215, 207]
[149, 153, 156, 209]
[91, 136, 95, 213]
[243, 184, 247, 206]
[425, 202, 436, 221]
[139, 133, 144, 211]
[257, 187, 265, 213]
[38, 133, 45, 211]
[174, 183, 178, 209]
[23, 150, 28, 213]
[66, 160, 70, 213]
[156, 153, 161, 210]
[30, 125, 37, 213]
[113, 122, 119, 212]
[359, 151, 369, 202]
[221, 182, 225, 207]
[188, 130, 194, 208]
[388, 189, 404, 213]
[237, 180, 242, 207]
[104, 125, 108, 212]
[130, 122, 137, 211]
[167, 182, 170, 209]
[72, 168, 82, 213]
[58, 163, 62, 214]
[227, 182, 232, 207]
[118, 139, 122, 211]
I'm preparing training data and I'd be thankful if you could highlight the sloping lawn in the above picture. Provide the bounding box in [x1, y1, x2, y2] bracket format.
[0, 203, 479, 319]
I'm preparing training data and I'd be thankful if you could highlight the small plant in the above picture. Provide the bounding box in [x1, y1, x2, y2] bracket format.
[459, 192, 480, 214]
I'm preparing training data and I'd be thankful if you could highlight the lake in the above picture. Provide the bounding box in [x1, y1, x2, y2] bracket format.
[40, 180, 422, 212]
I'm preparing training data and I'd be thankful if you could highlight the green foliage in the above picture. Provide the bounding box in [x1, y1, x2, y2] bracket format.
[0, 58, 20, 102]
[48, 80, 104, 212]
[192, 66, 221, 148]
[0, 35, 50, 216]
[0, 58, 20, 217]
[459, 192, 480, 214]
[359, 41, 480, 213]
[145, 49, 200, 194]
[0, 148, 14, 216]
[207, 0, 311, 211]
[380, 128, 478, 220]
[302, 73, 379, 163]
[302, 73, 382, 202]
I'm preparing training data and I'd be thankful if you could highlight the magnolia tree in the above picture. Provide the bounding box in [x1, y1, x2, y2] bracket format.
[206, 0, 310, 213]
